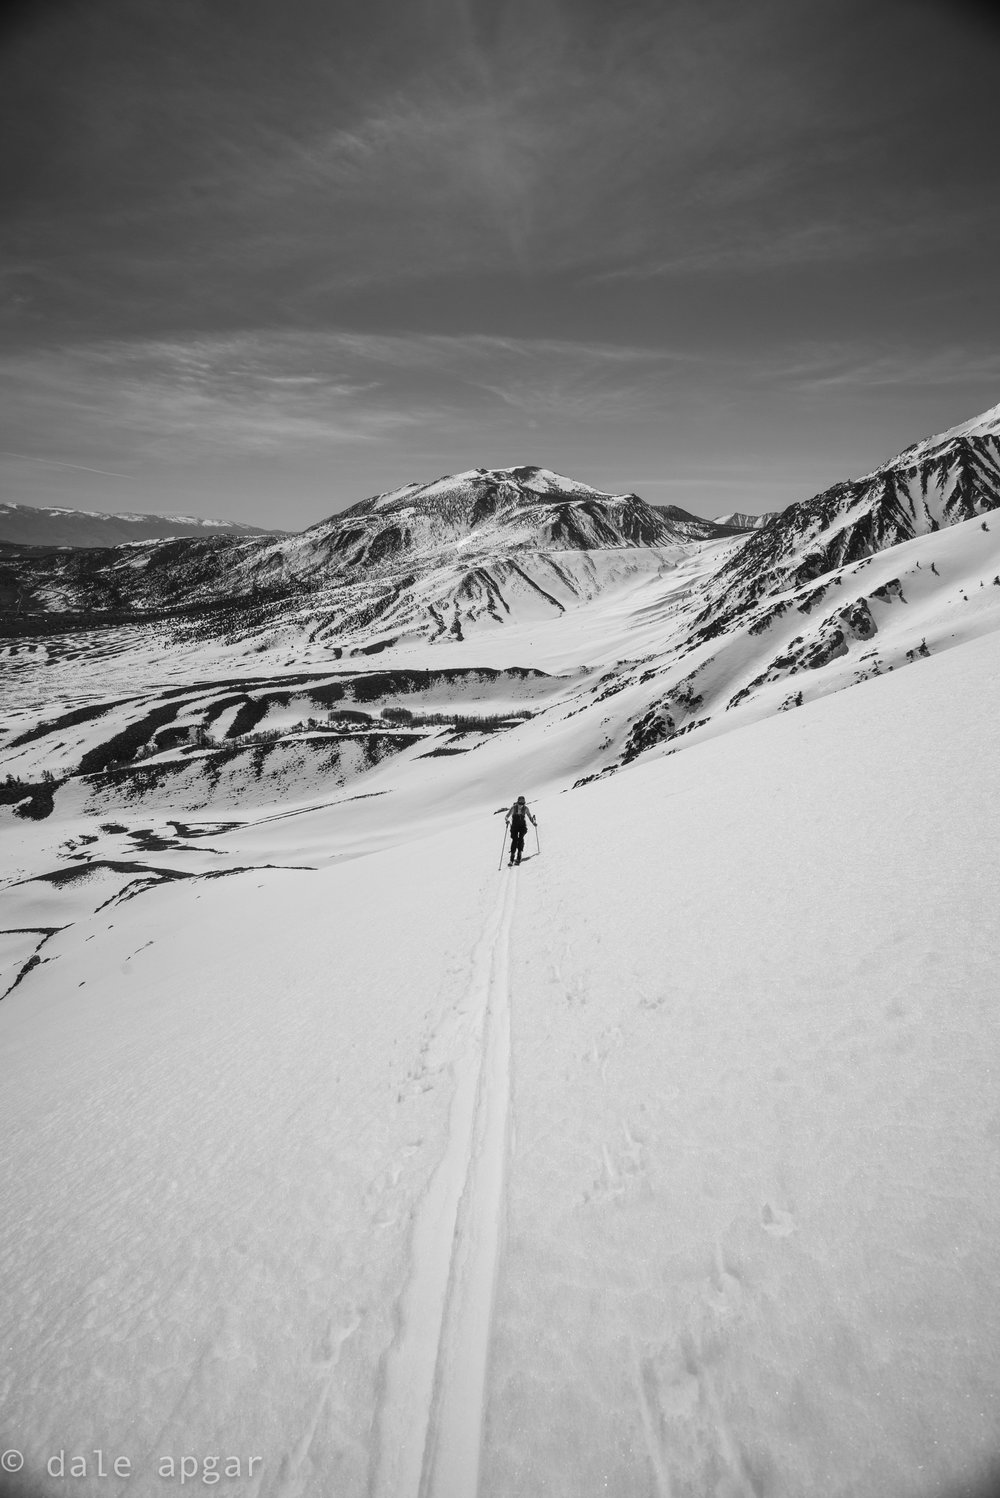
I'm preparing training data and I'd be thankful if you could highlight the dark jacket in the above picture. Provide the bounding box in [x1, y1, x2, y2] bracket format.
[505, 802, 536, 830]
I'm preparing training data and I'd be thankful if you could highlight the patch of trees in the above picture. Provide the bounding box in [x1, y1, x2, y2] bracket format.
[1, 771, 59, 819]
[380, 707, 534, 731]
[77, 703, 181, 776]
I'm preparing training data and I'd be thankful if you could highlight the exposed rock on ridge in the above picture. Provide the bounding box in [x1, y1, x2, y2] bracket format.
[693, 405, 1000, 640]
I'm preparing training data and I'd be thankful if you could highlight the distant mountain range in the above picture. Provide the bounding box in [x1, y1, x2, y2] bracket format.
[3, 414, 999, 648]
[0, 501, 283, 549]
[0, 466, 738, 642]
[714, 510, 777, 529]
[3, 404, 1000, 818]
[0, 473, 762, 556]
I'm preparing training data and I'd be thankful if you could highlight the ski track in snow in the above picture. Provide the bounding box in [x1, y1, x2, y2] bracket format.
[370, 867, 517, 1498]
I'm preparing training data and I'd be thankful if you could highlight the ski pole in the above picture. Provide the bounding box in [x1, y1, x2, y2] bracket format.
[498, 819, 509, 871]
[534, 821, 541, 857]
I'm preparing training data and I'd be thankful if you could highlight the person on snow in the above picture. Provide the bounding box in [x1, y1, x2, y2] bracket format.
[505, 795, 536, 865]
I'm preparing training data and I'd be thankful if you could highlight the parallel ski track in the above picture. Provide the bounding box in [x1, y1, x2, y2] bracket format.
[371, 870, 517, 1498]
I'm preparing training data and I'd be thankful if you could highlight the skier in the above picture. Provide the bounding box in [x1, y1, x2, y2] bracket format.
[504, 795, 536, 866]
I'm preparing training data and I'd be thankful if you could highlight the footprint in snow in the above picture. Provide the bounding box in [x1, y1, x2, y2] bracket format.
[705, 1246, 744, 1316]
[311, 1307, 361, 1367]
[760, 1201, 797, 1237]
[585, 1121, 649, 1203]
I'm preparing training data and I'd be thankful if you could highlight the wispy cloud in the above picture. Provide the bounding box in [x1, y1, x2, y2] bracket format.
[588, 202, 1000, 282]
[765, 344, 1000, 393]
[10, 325, 997, 496]
[0, 450, 133, 479]
[0, 343, 418, 512]
[0, 329, 701, 484]
[3, 0, 1000, 521]
[9, 0, 936, 324]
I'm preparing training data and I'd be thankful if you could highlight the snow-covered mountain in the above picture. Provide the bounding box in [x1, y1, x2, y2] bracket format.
[4, 411, 1000, 1497]
[713, 509, 778, 529]
[648, 502, 746, 539]
[286, 465, 697, 575]
[5, 409, 1000, 807]
[3, 565, 1000, 1498]
[0, 500, 282, 549]
[697, 401, 1000, 638]
[0, 465, 710, 653]
[311, 471, 739, 560]
[567, 400, 1000, 772]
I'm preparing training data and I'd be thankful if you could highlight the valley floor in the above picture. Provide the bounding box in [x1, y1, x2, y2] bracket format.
[2, 631, 1000, 1498]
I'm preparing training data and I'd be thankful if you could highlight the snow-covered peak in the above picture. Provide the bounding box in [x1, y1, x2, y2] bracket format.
[299, 463, 691, 573]
[484, 466, 622, 498]
[363, 465, 631, 516]
[877, 400, 1000, 475]
[369, 481, 425, 512]
[918, 399, 1000, 447]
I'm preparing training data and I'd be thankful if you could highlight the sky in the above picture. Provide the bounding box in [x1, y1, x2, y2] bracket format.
[2, 0, 1000, 529]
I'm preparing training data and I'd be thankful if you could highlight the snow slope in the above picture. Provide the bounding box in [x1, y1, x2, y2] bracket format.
[701, 402, 1000, 638]
[5, 511, 1000, 829]
[2, 628, 1000, 1498]
[897, 398, 1000, 461]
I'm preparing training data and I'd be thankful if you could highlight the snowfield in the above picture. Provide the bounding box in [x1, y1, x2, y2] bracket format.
[4, 422, 1000, 1497]
[2, 626, 1000, 1498]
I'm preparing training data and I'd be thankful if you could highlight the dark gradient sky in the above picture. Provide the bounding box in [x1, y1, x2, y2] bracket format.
[2, 0, 999, 525]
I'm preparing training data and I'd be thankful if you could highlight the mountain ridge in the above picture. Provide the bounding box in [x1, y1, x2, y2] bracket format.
[0, 500, 285, 550]
[4, 401, 1000, 810]
[0, 465, 724, 637]
[690, 402, 1000, 642]
[299, 465, 733, 569]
